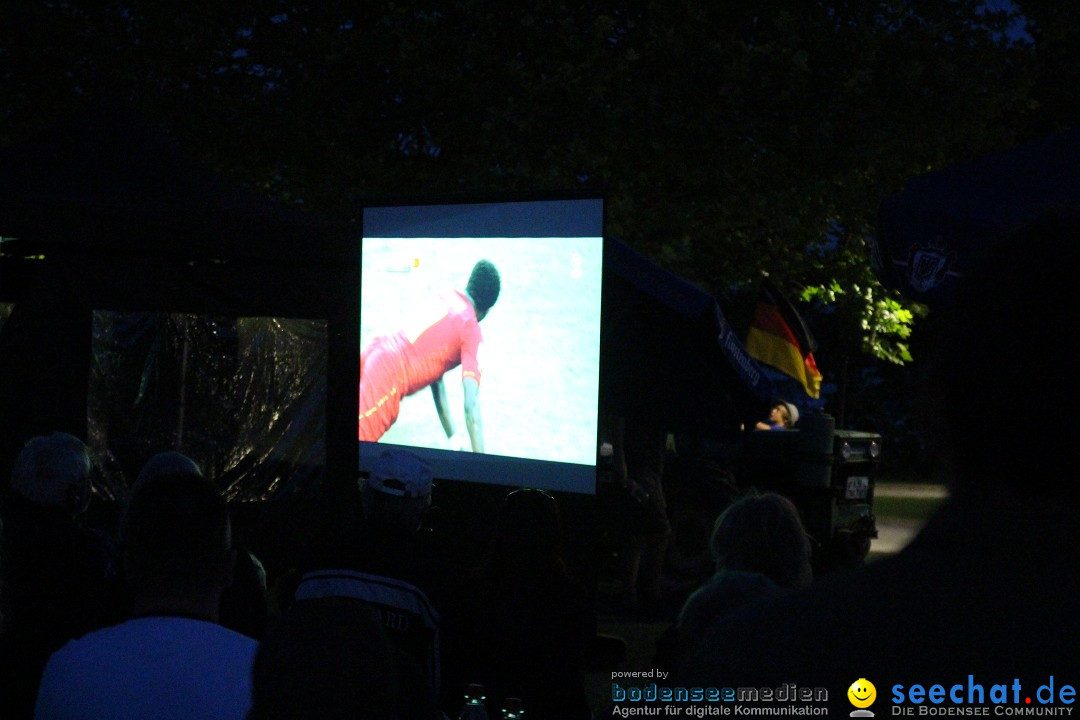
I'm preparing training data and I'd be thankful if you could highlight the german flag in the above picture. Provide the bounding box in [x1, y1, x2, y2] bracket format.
[745, 278, 823, 399]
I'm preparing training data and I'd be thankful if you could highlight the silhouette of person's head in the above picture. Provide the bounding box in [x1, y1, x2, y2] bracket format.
[466, 259, 501, 320]
[135, 451, 202, 485]
[939, 210, 1080, 503]
[248, 599, 398, 720]
[360, 449, 433, 535]
[9, 432, 92, 515]
[490, 488, 564, 575]
[709, 492, 812, 588]
[120, 469, 232, 613]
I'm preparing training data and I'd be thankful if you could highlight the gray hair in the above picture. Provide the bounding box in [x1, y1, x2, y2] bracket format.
[10, 432, 91, 507]
[709, 492, 813, 588]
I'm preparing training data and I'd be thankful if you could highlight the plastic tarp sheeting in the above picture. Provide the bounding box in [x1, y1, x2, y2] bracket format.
[88, 312, 327, 501]
[0, 302, 12, 334]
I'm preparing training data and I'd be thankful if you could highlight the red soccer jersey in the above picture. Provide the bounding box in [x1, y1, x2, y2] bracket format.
[358, 290, 483, 441]
[397, 289, 483, 394]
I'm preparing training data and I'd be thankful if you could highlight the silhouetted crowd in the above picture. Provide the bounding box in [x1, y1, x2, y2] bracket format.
[0, 438, 597, 720]
[3, 213, 1078, 719]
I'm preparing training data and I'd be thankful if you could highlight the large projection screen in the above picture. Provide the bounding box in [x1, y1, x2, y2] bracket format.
[359, 197, 604, 494]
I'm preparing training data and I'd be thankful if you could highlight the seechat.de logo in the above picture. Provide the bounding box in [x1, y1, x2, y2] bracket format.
[891, 676, 1077, 715]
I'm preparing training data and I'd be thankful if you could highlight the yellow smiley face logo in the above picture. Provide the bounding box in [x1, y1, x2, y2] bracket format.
[848, 678, 877, 708]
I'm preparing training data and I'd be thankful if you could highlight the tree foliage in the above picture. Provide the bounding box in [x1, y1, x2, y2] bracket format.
[0, 0, 1063, 382]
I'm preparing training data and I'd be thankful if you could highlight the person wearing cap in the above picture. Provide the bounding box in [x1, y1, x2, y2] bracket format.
[358, 447, 435, 534]
[292, 449, 444, 718]
[359, 259, 501, 453]
[755, 400, 799, 430]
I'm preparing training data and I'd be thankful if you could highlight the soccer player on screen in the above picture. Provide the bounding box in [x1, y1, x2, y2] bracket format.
[359, 259, 501, 452]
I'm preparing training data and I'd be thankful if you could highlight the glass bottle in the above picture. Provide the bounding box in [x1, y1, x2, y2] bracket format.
[458, 683, 490, 720]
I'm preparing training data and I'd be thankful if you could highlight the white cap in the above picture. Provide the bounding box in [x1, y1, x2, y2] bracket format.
[367, 449, 433, 499]
[777, 400, 800, 426]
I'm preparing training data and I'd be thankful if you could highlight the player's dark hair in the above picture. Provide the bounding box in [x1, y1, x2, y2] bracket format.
[466, 259, 501, 315]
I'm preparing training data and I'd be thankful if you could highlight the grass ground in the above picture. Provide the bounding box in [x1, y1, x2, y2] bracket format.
[872, 483, 948, 521]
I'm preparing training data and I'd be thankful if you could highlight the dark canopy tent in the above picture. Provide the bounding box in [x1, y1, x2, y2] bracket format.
[0, 104, 359, 501]
[873, 128, 1080, 307]
[1, 105, 775, 505]
[600, 237, 775, 434]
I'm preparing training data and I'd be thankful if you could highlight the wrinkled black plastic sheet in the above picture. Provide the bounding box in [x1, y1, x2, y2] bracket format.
[0, 302, 12, 334]
[88, 311, 326, 502]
